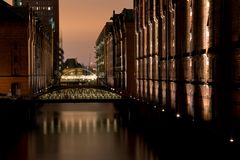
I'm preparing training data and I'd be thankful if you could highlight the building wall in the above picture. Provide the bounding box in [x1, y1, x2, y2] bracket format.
[134, 0, 240, 123]
[0, 4, 53, 96]
[96, 22, 113, 86]
[14, 0, 60, 80]
[111, 9, 135, 96]
[0, 16, 30, 95]
[105, 31, 114, 87]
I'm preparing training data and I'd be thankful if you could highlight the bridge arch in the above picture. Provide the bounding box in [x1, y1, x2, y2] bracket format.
[36, 86, 123, 102]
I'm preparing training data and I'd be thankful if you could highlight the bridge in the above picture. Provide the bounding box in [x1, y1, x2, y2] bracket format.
[33, 86, 123, 103]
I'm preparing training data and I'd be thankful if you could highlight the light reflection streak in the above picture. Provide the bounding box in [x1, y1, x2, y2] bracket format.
[50, 119, 54, 134]
[92, 118, 97, 133]
[86, 119, 90, 133]
[43, 119, 47, 135]
[39, 111, 119, 135]
[78, 119, 82, 133]
[57, 120, 61, 133]
[106, 118, 110, 133]
[113, 119, 117, 132]
[34, 104, 161, 160]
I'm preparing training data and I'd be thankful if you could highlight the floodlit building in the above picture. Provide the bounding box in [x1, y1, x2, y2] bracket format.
[134, 0, 240, 122]
[111, 9, 135, 97]
[95, 22, 114, 87]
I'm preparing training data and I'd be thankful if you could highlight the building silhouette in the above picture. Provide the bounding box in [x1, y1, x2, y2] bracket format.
[13, 0, 63, 80]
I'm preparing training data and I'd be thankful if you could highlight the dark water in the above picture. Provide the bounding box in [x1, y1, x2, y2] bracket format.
[1, 102, 239, 160]
[3, 103, 160, 160]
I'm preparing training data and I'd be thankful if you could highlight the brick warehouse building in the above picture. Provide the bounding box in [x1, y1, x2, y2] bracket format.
[134, 0, 240, 124]
[0, 1, 52, 96]
[96, 9, 135, 97]
[111, 9, 136, 97]
[96, 0, 240, 126]
[13, 0, 63, 81]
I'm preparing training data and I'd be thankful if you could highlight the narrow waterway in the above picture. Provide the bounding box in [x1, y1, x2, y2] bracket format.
[4, 103, 160, 160]
[1, 102, 238, 160]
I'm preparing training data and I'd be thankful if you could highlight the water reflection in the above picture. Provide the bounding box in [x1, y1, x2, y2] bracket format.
[6, 103, 160, 160]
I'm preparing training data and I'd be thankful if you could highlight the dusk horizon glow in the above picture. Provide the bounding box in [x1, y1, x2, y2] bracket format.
[5, 0, 133, 65]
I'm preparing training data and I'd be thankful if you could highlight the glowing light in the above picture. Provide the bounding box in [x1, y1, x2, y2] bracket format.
[162, 108, 165, 112]
[189, 33, 192, 41]
[153, 105, 157, 109]
[190, 9, 192, 17]
[61, 74, 97, 81]
[207, 1, 210, 8]
[229, 138, 234, 143]
[176, 113, 181, 118]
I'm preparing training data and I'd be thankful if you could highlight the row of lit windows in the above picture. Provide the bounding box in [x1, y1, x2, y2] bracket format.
[32, 6, 53, 11]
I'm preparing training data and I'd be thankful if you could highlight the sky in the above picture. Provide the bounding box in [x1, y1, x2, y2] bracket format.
[5, 0, 133, 66]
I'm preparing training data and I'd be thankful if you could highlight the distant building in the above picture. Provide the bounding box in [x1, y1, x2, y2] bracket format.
[111, 9, 135, 97]
[60, 58, 97, 85]
[13, 0, 62, 80]
[95, 22, 113, 86]
[0, 1, 53, 96]
[63, 58, 82, 69]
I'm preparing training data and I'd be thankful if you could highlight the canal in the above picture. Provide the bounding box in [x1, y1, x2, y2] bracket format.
[2, 102, 161, 160]
[0, 102, 238, 159]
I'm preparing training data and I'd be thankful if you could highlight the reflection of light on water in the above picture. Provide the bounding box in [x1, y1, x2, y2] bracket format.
[114, 119, 117, 132]
[70, 119, 74, 134]
[93, 118, 97, 133]
[36, 104, 161, 160]
[40, 110, 119, 135]
[50, 119, 54, 134]
[134, 135, 158, 160]
[57, 120, 61, 133]
[64, 119, 69, 133]
[86, 119, 90, 133]
[43, 119, 47, 135]
[78, 119, 82, 133]
[107, 118, 110, 133]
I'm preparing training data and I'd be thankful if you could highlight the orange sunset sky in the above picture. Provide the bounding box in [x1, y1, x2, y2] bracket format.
[5, 0, 133, 66]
